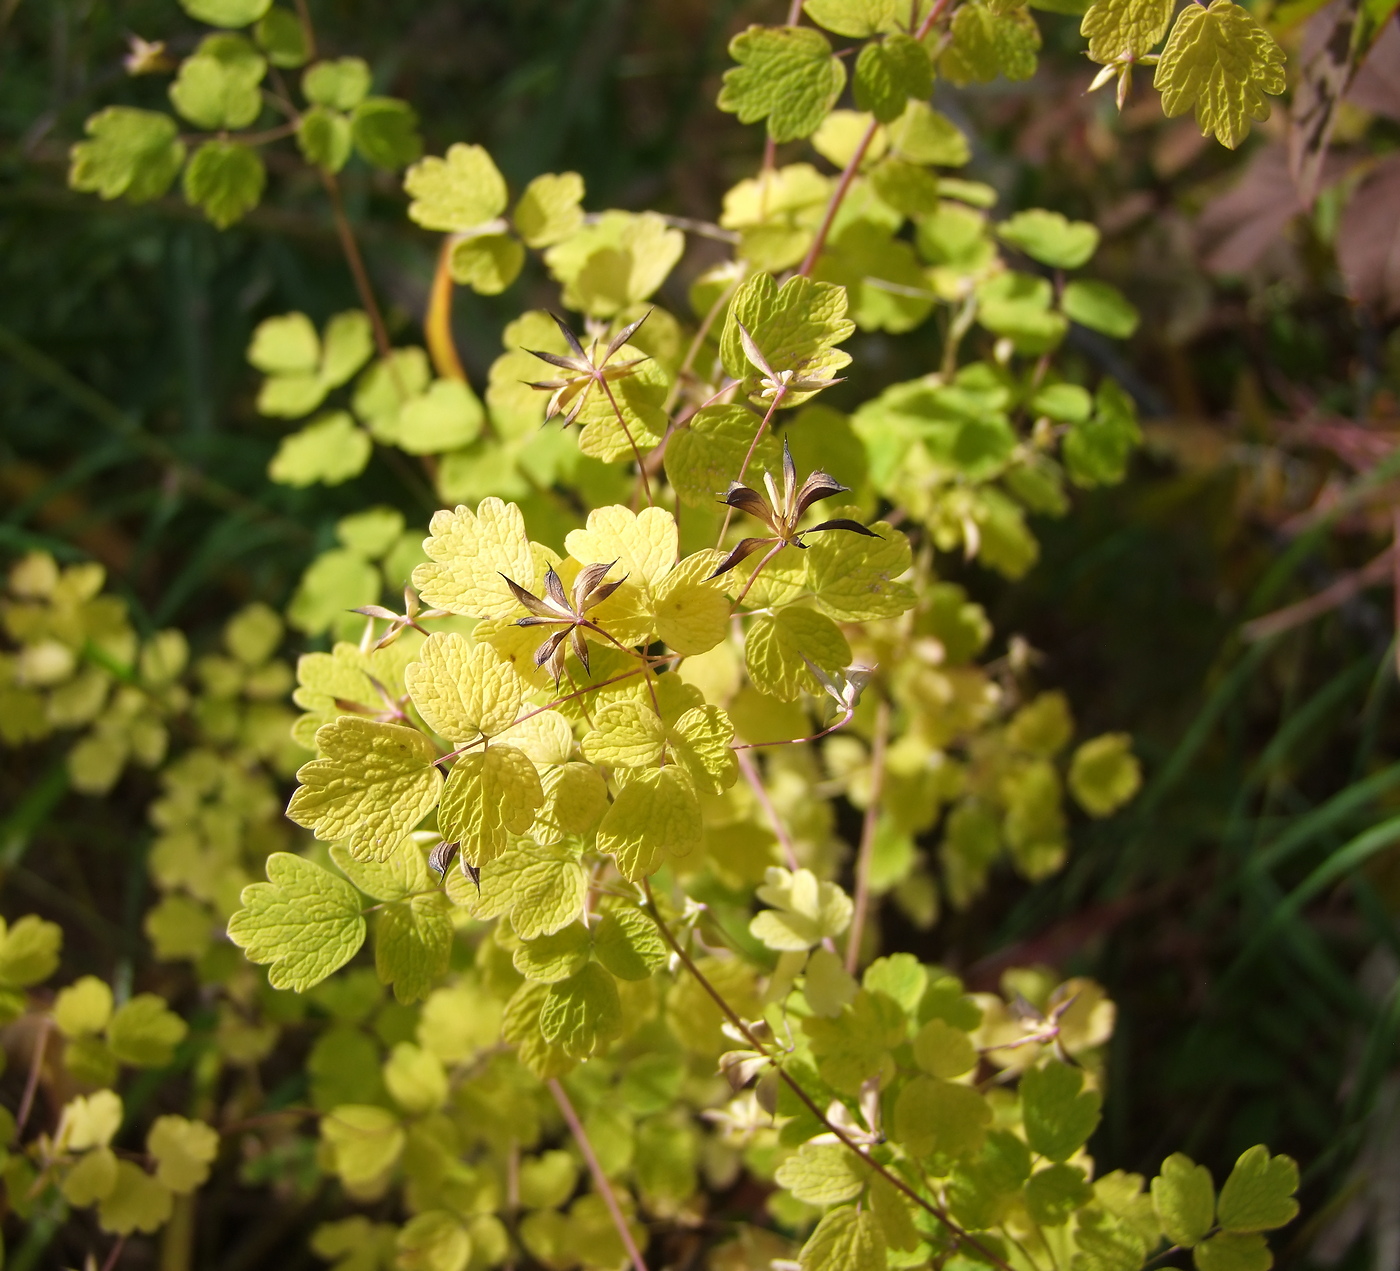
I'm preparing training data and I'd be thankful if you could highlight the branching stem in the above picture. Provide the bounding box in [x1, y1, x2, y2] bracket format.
[642, 882, 1016, 1271]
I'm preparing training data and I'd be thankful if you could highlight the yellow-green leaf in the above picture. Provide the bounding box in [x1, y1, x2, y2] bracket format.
[321, 1104, 405, 1187]
[1154, 1153, 1216, 1247]
[405, 143, 508, 232]
[751, 866, 852, 951]
[406, 632, 523, 743]
[1217, 1146, 1299, 1233]
[1152, 0, 1286, 149]
[718, 25, 847, 143]
[227, 852, 367, 992]
[800, 1206, 886, 1271]
[54, 975, 114, 1038]
[376, 893, 453, 1004]
[514, 172, 585, 248]
[413, 498, 537, 620]
[592, 906, 668, 981]
[383, 1041, 449, 1115]
[774, 1141, 868, 1204]
[287, 717, 444, 860]
[1021, 1060, 1102, 1162]
[745, 606, 851, 702]
[595, 766, 703, 880]
[147, 1115, 219, 1194]
[97, 1161, 173, 1235]
[1081, 0, 1173, 60]
[582, 699, 666, 769]
[1069, 733, 1142, 817]
[539, 962, 623, 1059]
[438, 744, 544, 868]
[108, 993, 189, 1067]
[458, 836, 587, 939]
[0, 914, 62, 988]
[894, 1074, 992, 1160]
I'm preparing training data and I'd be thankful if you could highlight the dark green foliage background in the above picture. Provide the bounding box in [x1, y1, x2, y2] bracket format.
[2, 2, 1396, 1268]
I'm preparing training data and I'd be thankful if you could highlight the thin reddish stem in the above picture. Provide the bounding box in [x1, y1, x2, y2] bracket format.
[599, 377, 655, 507]
[732, 539, 789, 609]
[16, 1016, 50, 1136]
[797, 117, 881, 278]
[732, 707, 854, 751]
[548, 1079, 649, 1271]
[797, 0, 953, 279]
[846, 697, 890, 974]
[717, 389, 787, 546]
[100, 1236, 127, 1271]
[320, 171, 394, 363]
[736, 750, 802, 871]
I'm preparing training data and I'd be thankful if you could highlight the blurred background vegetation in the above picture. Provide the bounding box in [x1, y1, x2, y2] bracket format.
[3, 1, 1399, 1267]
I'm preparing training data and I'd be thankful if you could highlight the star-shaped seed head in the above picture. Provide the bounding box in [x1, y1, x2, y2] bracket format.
[501, 561, 627, 685]
[523, 311, 652, 426]
[352, 586, 451, 651]
[710, 439, 880, 578]
[735, 321, 845, 402]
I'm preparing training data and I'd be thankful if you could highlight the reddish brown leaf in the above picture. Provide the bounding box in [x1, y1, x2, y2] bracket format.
[1347, 12, 1400, 118]
[1288, 0, 1363, 208]
[1197, 145, 1351, 275]
[1336, 152, 1400, 313]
